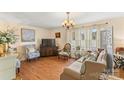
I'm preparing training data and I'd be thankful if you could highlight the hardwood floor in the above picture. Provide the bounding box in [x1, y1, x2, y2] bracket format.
[18, 56, 75, 80]
[114, 69, 124, 79]
[17, 56, 124, 80]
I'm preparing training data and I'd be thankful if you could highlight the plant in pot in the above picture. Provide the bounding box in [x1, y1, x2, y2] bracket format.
[0, 29, 18, 56]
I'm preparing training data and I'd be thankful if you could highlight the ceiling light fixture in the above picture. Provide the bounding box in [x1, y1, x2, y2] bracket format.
[62, 12, 75, 30]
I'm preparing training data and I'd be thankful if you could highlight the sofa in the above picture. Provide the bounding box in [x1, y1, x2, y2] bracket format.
[60, 49, 107, 80]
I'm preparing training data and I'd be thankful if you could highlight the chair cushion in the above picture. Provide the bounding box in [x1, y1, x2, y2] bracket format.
[59, 51, 69, 56]
[28, 47, 36, 53]
[28, 51, 40, 59]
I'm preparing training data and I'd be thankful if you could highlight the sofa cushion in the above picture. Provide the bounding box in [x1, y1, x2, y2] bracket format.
[59, 51, 69, 56]
[81, 50, 90, 56]
[76, 56, 86, 63]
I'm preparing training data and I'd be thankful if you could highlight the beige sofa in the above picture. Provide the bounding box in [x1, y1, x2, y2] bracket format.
[60, 50, 107, 80]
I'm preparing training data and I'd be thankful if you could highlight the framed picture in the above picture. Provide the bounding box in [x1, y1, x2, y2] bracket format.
[21, 28, 35, 42]
[55, 32, 61, 38]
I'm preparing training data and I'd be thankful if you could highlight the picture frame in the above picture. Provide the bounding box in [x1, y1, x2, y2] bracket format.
[21, 28, 35, 42]
[55, 32, 61, 38]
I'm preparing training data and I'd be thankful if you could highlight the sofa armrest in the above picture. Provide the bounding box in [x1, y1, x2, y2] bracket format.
[85, 60, 106, 66]
[80, 60, 106, 80]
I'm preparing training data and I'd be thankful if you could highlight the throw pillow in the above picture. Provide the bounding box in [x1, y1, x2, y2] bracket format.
[97, 50, 107, 64]
[85, 51, 99, 61]
[85, 55, 97, 61]
[81, 50, 90, 56]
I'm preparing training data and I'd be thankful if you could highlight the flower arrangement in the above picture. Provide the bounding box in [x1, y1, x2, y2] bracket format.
[0, 28, 18, 55]
[0, 29, 18, 44]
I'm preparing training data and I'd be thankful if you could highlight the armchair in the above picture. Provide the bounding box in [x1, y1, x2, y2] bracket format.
[25, 45, 40, 61]
[58, 43, 71, 59]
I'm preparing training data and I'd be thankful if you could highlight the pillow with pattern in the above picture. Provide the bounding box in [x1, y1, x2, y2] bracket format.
[85, 51, 99, 61]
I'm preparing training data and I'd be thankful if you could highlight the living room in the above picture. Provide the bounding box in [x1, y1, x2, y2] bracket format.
[1, 12, 124, 80]
[1, 0, 124, 93]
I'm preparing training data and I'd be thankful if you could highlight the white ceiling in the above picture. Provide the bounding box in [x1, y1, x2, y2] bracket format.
[0, 12, 124, 28]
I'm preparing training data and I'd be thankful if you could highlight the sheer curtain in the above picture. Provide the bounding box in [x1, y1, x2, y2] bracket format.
[66, 25, 113, 51]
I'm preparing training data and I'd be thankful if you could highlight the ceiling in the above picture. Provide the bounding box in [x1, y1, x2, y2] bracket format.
[0, 12, 124, 29]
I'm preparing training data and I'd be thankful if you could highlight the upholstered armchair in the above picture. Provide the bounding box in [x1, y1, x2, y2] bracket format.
[25, 45, 40, 61]
[58, 43, 71, 59]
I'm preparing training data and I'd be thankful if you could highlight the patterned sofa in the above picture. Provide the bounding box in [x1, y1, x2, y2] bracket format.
[60, 50, 107, 80]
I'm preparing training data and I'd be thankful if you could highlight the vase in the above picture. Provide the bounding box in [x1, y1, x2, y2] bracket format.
[3, 43, 9, 53]
[0, 44, 4, 56]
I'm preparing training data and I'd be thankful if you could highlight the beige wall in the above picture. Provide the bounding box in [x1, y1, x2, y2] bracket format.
[1, 17, 124, 60]
[50, 28, 67, 49]
[0, 21, 51, 60]
[50, 17, 124, 51]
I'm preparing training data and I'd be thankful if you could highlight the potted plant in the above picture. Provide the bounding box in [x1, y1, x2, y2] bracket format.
[0, 29, 18, 54]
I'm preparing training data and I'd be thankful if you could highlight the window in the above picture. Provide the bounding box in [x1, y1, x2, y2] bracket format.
[90, 28, 97, 50]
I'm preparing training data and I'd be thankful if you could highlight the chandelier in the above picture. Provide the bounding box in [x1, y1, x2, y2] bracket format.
[62, 12, 75, 30]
